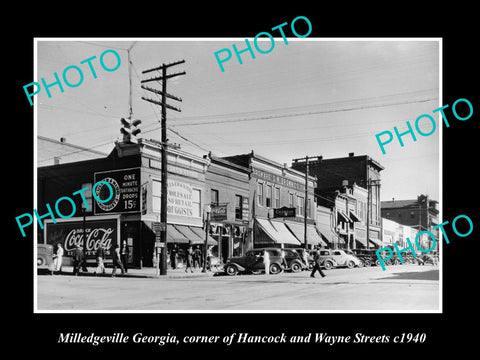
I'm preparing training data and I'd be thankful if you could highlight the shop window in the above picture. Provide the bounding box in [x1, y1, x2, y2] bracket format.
[192, 189, 201, 217]
[297, 196, 304, 217]
[266, 185, 272, 208]
[211, 189, 219, 205]
[257, 182, 264, 206]
[288, 193, 294, 208]
[152, 179, 161, 213]
[235, 195, 242, 220]
[274, 187, 280, 208]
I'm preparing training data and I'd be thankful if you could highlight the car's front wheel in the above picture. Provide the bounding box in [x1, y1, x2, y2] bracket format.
[269, 263, 282, 274]
[225, 264, 238, 276]
[290, 261, 302, 273]
[347, 260, 355, 269]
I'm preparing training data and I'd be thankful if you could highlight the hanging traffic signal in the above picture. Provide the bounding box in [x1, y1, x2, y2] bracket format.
[120, 118, 142, 143]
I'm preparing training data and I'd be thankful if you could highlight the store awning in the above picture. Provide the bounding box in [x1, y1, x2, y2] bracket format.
[337, 210, 352, 223]
[368, 238, 387, 248]
[284, 221, 327, 247]
[355, 237, 368, 247]
[173, 224, 217, 245]
[316, 223, 343, 244]
[349, 211, 361, 222]
[190, 226, 217, 245]
[166, 224, 190, 243]
[256, 218, 301, 245]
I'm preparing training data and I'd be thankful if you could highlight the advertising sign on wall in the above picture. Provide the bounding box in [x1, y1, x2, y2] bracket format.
[44, 216, 120, 261]
[94, 167, 141, 214]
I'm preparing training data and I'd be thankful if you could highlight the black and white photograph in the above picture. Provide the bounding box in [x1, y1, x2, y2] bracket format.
[8, 7, 478, 356]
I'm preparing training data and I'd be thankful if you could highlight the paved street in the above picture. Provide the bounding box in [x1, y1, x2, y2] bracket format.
[36, 264, 439, 312]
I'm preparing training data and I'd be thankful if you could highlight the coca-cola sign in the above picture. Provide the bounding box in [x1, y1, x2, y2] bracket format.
[45, 218, 118, 260]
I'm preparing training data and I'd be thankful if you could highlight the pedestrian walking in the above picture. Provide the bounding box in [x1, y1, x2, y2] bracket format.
[72, 245, 85, 276]
[53, 243, 64, 275]
[310, 247, 326, 278]
[185, 245, 194, 273]
[170, 244, 178, 269]
[111, 243, 125, 277]
[94, 244, 106, 276]
[120, 240, 129, 273]
[263, 249, 270, 275]
[193, 245, 202, 269]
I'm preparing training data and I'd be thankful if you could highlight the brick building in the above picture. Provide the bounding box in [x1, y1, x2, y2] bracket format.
[291, 152, 384, 247]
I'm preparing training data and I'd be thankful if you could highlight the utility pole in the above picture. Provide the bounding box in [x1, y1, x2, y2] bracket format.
[292, 155, 321, 249]
[141, 60, 186, 276]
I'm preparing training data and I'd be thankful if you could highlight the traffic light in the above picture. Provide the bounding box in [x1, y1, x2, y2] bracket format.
[120, 118, 142, 143]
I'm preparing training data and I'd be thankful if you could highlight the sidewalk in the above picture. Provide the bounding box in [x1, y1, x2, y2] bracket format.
[52, 265, 222, 279]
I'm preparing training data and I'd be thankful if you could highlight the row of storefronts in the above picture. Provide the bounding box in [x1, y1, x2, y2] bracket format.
[38, 138, 406, 268]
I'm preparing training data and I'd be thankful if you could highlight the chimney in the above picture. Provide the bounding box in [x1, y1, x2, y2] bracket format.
[392, 197, 395, 202]
[60, 137, 66, 143]
[348, 152, 354, 157]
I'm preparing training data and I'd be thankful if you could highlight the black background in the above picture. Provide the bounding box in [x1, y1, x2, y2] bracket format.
[8, 4, 478, 356]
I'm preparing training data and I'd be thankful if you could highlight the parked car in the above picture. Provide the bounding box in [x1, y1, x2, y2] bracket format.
[308, 249, 338, 270]
[352, 249, 381, 267]
[224, 248, 283, 276]
[318, 249, 361, 268]
[37, 244, 55, 274]
[280, 248, 308, 272]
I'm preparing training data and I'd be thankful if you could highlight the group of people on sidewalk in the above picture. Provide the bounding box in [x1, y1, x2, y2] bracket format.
[51, 240, 130, 277]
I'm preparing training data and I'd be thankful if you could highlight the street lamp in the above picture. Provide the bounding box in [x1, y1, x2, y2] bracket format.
[202, 204, 211, 273]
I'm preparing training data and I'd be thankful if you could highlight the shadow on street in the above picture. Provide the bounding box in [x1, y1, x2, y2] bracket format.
[377, 269, 439, 281]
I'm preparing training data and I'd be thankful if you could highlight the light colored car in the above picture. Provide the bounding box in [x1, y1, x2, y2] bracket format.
[318, 249, 361, 269]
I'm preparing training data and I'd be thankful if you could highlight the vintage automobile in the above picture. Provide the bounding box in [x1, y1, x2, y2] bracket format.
[308, 249, 338, 270]
[351, 249, 381, 267]
[317, 249, 361, 269]
[278, 248, 308, 272]
[37, 244, 55, 274]
[224, 248, 284, 276]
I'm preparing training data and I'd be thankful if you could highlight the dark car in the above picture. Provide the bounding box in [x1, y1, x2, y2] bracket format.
[279, 248, 306, 272]
[224, 248, 283, 276]
[308, 249, 338, 270]
[37, 244, 55, 273]
[351, 249, 381, 267]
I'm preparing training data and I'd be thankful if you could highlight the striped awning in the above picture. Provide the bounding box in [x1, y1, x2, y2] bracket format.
[284, 221, 327, 247]
[256, 218, 301, 245]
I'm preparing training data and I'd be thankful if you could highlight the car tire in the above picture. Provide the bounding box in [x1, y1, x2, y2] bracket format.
[290, 262, 302, 273]
[269, 263, 281, 275]
[358, 259, 365, 268]
[225, 264, 238, 276]
[324, 260, 333, 270]
[347, 260, 355, 269]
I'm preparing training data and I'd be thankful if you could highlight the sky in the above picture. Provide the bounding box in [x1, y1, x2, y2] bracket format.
[35, 38, 440, 203]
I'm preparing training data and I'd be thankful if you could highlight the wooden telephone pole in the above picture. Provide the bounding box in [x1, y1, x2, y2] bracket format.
[292, 155, 321, 249]
[141, 60, 186, 275]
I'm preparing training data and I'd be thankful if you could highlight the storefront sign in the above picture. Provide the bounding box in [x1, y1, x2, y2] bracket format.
[273, 206, 296, 218]
[252, 168, 305, 191]
[211, 204, 227, 222]
[44, 217, 119, 260]
[167, 180, 196, 217]
[94, 168, 141, 214]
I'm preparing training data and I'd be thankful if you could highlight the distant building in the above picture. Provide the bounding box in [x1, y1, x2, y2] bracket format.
[37, 136, 107, 166]
[381, 195, 439, 252]
[292, 152, 384, 248]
